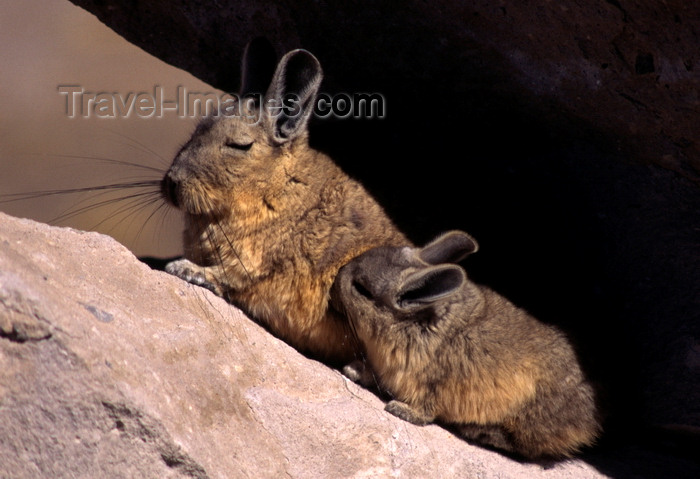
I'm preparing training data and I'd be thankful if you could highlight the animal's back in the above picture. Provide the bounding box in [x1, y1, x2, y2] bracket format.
[455, 285, 601, 457]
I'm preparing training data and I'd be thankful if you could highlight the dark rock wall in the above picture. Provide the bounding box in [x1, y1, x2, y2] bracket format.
[68, 0, 699, 440]
[69, 0, 700, 177]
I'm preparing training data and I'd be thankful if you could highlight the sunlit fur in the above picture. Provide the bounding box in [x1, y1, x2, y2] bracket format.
[332, 232, 601, 459]
[163, 69, 408, 364]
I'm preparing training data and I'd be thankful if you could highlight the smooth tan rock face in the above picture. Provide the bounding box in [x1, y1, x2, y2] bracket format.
[0, 211, 616, 478]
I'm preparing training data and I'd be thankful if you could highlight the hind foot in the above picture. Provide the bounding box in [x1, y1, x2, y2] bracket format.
[385, 400, 434, 426]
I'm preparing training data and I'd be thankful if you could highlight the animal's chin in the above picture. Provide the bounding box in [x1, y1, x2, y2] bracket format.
[180, 201, 213, 217]
[160, 176, 227, 218]
[182, 209, 224, 226]
[182, 202, 231, 229]
[174, 191, 228, 219]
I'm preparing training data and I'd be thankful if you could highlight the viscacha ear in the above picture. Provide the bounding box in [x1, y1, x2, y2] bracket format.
[419, 230, 479, 265]
[264, 49, 323, 143]
[239, 37, 277, 99]
[396, 265, 466, 310]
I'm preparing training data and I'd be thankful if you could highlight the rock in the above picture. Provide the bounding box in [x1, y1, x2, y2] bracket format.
[0, 211, 625, 477]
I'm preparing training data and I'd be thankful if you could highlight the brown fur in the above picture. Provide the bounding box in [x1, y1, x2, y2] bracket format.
[331, 231, 601, 459]
[161, 41, 408, 363]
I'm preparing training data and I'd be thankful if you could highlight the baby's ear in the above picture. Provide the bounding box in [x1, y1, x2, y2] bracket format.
[419, 231, 479, 265]
[395, 265, 465, 310]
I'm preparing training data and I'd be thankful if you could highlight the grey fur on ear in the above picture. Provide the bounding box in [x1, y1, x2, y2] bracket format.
[239, 37, 278, 98]
[265, 49, 323, 143]
[396, 264, 466, 309]
[419, 230, 479, 265]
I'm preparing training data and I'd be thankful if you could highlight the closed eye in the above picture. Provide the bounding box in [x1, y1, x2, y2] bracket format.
[225, 141, 253, 151]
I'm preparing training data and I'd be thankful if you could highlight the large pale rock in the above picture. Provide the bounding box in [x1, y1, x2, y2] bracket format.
[1, 211, 626, 477]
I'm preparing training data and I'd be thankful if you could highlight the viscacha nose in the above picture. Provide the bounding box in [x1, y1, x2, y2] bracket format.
[160, 174, 180, 208]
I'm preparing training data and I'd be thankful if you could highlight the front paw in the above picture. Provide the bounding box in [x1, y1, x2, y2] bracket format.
[385, 400, 433, 426]
[165, 258, 219, 294]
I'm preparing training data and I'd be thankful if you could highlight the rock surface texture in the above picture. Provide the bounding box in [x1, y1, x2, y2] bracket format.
[0, 212, 627, 478]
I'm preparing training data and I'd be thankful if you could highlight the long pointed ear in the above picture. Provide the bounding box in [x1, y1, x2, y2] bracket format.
[239, 37, 277, 98]
[396, 265, 466, 310]
[264, 49, 323, 143]
[419, 231, 479, 265]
